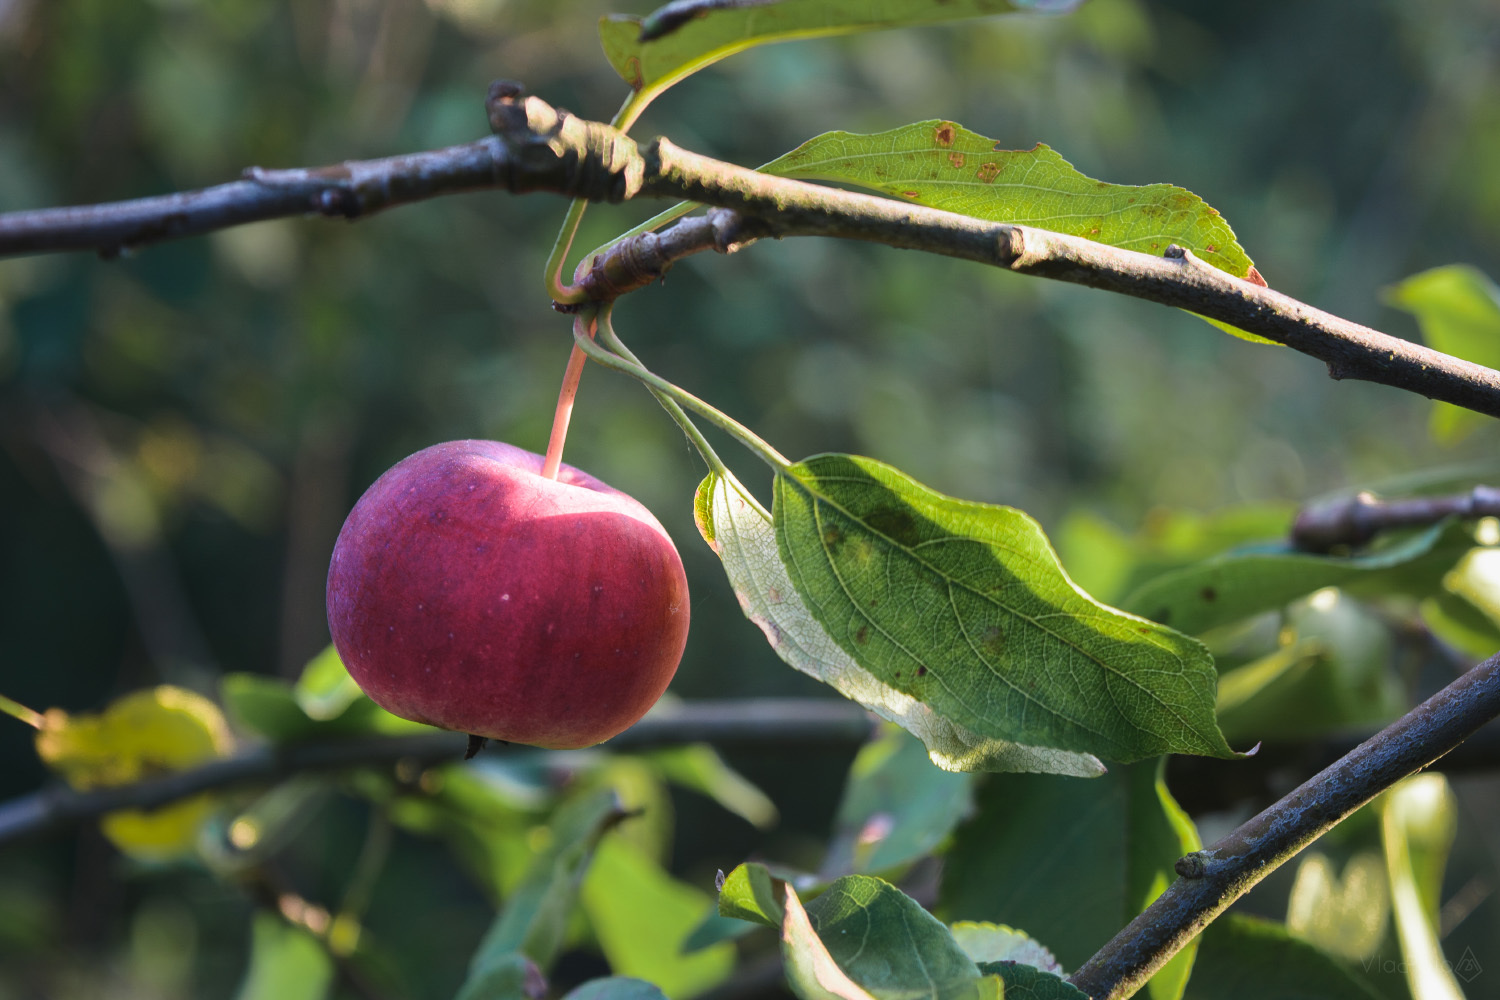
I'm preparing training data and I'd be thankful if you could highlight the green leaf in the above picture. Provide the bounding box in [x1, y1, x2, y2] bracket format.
[717, 861, 787, 927]
[1285, 851, 1389, 963]
[951, 921, 1061, 973]
[1183, 914, 1382, 1000]
[983, 964, 1088, 1000]
[940, 759, 1200, 983]
[235, 912, 334, 1000]
[646, 743, 778, 829]
[453, 953, 547, 1000]
[458, 789, 624, 998]
[787, 876, 1001, 1000]
[1382, 775, 1464, 1000]
[563, 978, 670, 1000]
[1214, 591, 1406, 744]
[600, 1, 1079, 125]
[293, 644, 364, 721]
[781, 884, 880, 1000]
[821, 724, 974, 878]
[761, 122, 1255, 280]
[220, 673, 426, 742]
[773, 454, 1236, 763]
[1122, 520, 1476, 637]
[1385, 265, 1500, 444]
[581, 838, 736, 999]
[697, 469, 1106, 775]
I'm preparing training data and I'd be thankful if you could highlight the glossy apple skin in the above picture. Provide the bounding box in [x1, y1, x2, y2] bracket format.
[326, 440, 689, 749]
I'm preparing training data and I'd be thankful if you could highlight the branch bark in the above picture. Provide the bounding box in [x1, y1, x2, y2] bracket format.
[0, 698, 874, 849]
[1066, 650, 1500, 1000]
[1292, 485, 1500, 553]
[4, 85, 1500, 418]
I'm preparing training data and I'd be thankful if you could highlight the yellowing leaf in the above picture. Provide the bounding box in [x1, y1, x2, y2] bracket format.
[35, 686, 233, 860]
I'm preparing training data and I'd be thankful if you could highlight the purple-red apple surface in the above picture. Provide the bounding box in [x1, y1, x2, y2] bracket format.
[326, 440, 689, 749]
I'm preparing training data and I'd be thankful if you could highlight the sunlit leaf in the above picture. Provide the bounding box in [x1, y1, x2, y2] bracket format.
[1385, 265, 1500, 444]
[1122, 520, 1475, 637]
[696, 469, 1105, 775]
[950, 921, 1061, 973]
[35, 686, 233, 861]
[1285, 851, 1389, 963]
[460, 789, 623, 996]
[781, 884, 879, 1000]
[1382, 775, 1464, 1000]
[647, 743, 778, 829]
[786, 876, 1001, 1000]
[941, 758, 1200, 995]
[717, 861, 787, 928]
[773, 454, 1236, 763]
[1183, 914, 1382, 1000]
[600, 1, 1080, 126]
[234, 912, 334, 1000]
[293, 644, 365, 721]
[762, 122, 1255, 279]
[581, 838, 735, 999]
[821, 724, 973, 878]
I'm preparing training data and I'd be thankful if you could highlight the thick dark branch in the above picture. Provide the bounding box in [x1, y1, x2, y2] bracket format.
[5, 85, 1500, 419]
[0, 140, 513, 259]
[1067, 651, 1500, 1000]
[1291, 485, 1500, 553]
[0, 698, 873, 849]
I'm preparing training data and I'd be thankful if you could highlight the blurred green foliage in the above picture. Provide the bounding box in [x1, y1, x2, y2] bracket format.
[3, 0, 1500, 997]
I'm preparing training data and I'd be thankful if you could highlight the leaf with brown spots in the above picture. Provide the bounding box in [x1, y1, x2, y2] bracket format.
[773, 454, 1239, 764]
[761, 120, 1258, 280]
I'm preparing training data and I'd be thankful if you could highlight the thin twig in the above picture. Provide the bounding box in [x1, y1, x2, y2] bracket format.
[0, 698, 874, 849]
[1066, 650, 1500, 1000]
[7, 86, 1498, 420]
[1291, 485, 1500, 553]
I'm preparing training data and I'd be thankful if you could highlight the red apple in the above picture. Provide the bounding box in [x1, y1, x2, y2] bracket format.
[326, 440, 689, 749]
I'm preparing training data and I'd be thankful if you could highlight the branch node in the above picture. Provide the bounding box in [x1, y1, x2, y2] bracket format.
[1163, 244, 1187, 259]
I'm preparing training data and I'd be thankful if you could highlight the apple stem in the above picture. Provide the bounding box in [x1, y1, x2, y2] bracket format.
[0, 693, 45, 730]
[541, 312, 598, 481]
[574, 309, 792, 473]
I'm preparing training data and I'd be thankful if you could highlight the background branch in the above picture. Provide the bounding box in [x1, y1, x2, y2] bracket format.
[1066, 650, 1500, 1000]
[1292, 485, 1500, 552]
[0, 698, 874, 849]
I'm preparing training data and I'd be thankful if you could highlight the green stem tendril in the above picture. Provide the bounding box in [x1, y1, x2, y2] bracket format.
[597, 310, 728, 479]
[541, 309, 599, 480]
[0, 693, 45, 729]
[574, 312, 791, 473]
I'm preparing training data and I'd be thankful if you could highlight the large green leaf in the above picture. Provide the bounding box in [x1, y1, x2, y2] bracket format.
[457, 789, 623, 999]
[695, 469, 1106, 775]
[761, 122, 1256, 280]
[773, 454, 1236, 763]
[820, 724, 974, 878]
[1122, 520, 1476, 637]
[1386, 265, 1500, 444]
[600, 1, 1079, 124]
[940, 759, 1200, 995]
[786, 876, 1001, 1000]
[1183, 915, 1382, 1000]
[986, 965, 1088, 1000]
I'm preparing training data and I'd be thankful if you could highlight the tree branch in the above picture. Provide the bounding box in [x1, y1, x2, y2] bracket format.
[0, 698, 874, 850]
[1066, 650, 1500, 1000]
[5, 84, 1500, 418]
[1291, 485, 1500, 553]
